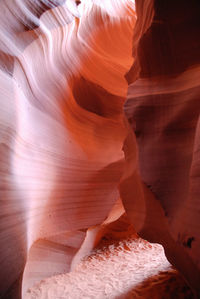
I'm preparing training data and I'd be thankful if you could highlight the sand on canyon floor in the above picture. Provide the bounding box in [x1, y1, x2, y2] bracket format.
[25, 235, 193, 299]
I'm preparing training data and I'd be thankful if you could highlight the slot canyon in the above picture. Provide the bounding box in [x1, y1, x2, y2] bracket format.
[0, 0, 200, 298]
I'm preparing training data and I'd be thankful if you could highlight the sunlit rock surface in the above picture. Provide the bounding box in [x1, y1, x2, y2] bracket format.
[0, 1, 136, 298]
[0, 0, 200, 298]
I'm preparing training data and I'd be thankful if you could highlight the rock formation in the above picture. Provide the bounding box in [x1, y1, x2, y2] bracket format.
[0, 0, 199, 298]
[123, 0, 200, 297]
[0, 1, 135, 297]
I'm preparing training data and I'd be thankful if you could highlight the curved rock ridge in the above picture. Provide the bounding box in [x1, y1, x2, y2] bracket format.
[0, 1, 136, 298]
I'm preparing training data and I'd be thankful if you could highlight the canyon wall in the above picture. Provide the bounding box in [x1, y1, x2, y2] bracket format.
[0, 0, 200, 298]
[0, 1, 136, 298]
[124, 0, 200, 296]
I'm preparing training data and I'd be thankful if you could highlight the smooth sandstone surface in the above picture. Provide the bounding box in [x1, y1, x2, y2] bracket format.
[0, 0, 199, 298]
[0, 1, 136, 298]
[124, 0, 200, 296]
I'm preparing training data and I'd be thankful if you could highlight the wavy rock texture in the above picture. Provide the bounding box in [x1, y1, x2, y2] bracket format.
[0, 0, 136, 298]
[0, 0, 200, 298]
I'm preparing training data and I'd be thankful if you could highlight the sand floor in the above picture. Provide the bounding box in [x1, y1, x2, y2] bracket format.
[25, 235, 193, 299]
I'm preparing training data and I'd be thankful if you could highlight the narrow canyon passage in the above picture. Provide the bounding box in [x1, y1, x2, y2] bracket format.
[0, 0, 200, 298]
